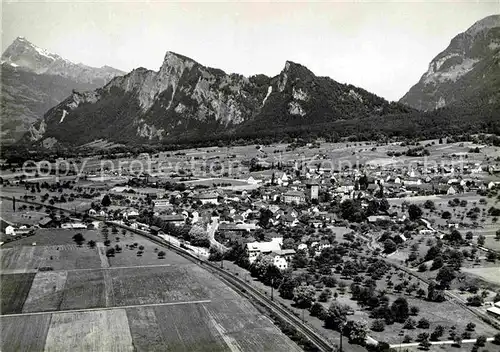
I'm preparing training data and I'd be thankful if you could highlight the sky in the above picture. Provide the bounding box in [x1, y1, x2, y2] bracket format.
[2, 0, 499, 101]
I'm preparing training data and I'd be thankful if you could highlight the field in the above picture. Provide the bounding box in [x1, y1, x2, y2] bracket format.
[461, 266, 500, 284]
[44, 310, 134, 352]
[0, 273, 35, 314]
[0, 231, 301, 351]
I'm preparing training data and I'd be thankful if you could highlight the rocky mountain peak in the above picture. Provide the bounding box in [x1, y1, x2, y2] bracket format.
[400, 14, 500, 111]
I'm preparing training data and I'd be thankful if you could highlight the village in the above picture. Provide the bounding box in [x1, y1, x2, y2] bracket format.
[1, 138, 500, 351]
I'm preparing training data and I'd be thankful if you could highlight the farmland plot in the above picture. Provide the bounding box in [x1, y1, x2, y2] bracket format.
[60, 269, 106, 310]
[202, 299, 302, 352]
[0, 314, 51, 351]
[461, 266, 500, 285]
[1, 245, 102, 271]
[154, 304, 230, 352]
[0, 273, 35, 314]
[1, 229, 101, 247]
[22, 271, 67, 312]
[1, 246, 35, 271]
[111, 265, 211, 306]
[45, 310, 134, 352]
[125, 307, 167, 351]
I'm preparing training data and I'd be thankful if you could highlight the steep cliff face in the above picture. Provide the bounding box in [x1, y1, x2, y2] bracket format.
[30, 51, 411, 146]
[400, 15, 500, 111]
[1, 37, 125, 143]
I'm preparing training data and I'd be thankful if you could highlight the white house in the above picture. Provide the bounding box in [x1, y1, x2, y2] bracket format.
[271, 254, 289, 270]
[269, 249, 296, 270]
[153, 199, 171, 208]
[4, 225, 16, 236]
[297, 243, 308, 251]
[61, 222, 87, 229]
[447, 186, 456, 195]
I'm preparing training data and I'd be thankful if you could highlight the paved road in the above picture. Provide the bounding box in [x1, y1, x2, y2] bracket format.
[390, 337, 495, 348]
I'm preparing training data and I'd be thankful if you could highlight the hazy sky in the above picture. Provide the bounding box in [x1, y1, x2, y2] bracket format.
[2, 1, 499, 101]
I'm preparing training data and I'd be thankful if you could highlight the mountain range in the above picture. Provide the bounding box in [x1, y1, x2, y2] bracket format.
[4, 14, 500, 149]
[1, 37, 125, 143]
[400, 14, 500, 111]
[27, 53, 412, 147]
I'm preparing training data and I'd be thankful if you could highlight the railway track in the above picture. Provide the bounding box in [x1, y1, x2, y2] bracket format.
[108, 222, 335, 352]
[0, 194, 335, 351]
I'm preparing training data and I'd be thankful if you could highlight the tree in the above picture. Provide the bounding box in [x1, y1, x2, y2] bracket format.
[418, 318, 430, 329]
[325, 301, 349, 329]
[444, 229, 463, 244]
[383, 239, 397, 254]
[318, 288, 332, 302]
[466, 295, 483, 307]
[310, 302, 326, 319]
[436, 266, 456, 288]
[157, 251, 166, 259]
[279, 275, 299, 299]
[371, 319, 385, 332]
[101, 194, 111, 207]
[418, 263, 427, 272]
[189, 225, 210, 247]
[403, 317, 416, 329]
[453, 335, 462, 347]
[495, 229, 500, 241]
[441, 211, 452, 219]
[410, 306, 420, 316]
[466, 322, 476, 331]
[87, 240, 96, 248]
[408, 204, 423, 221]
[431, 256, 444, 270]
[475, 335, 487, 347]
[477, 235, 485, 246]
[72, 233, 85, 245]
[105, 248, 115, 257]
[391, 297, 409, 323]
[343, 320, 367, 344]
[292, 250, 308, 268]
[292, 285, 316, 308]
[493, 332, 500, 344]
[424, 200, 435, 210]
[416, 288, 426, 298]
[419, 338, 431, 350]
[487, 251, 497, 262]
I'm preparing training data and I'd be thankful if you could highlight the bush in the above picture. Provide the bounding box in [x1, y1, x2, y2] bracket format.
[410, 306, 419, 316]
[371, 319, 385, 332]
[493, 333, 500, 344]
[417, 318, 430, 329]
[309, 302, 327, 319]
[475, 335, 487, 347]
[403, 318, 416, 329]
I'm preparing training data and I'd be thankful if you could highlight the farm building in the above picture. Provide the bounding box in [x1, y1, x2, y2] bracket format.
[158, 214, 185, 226]
[153, 199, 171, 208]
[486, 306, 500, 319]
[245, 237, 283, 264]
